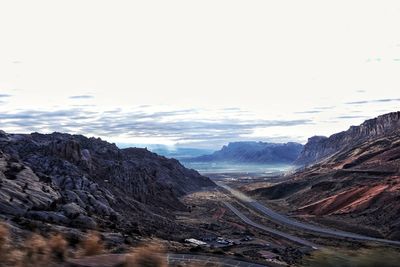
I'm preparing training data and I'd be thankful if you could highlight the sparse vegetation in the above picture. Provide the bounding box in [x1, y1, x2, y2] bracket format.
[23, 233, 50, 266]
[0, 223, 9, 253]
[0, 223, 11, 266]
[0, 222, 69, 267]
[303, 248, 400, 267]
[48, 233, 68, 261]
[79, 231, 105, 256]
[5, 220, 400, 267]
[0, 223, 22, 267]
[124, 243, 167, 267]
[0, 224, 107, 266]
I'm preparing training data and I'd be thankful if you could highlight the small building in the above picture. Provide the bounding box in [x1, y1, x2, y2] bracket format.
[185, 238, 207, 246]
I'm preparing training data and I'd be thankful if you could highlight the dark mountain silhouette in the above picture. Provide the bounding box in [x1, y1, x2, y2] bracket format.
[0, 130, 214, 237]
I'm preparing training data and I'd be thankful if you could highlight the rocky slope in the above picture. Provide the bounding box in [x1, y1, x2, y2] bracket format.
[0, 130, 214, 238]
[250, 112, 400, 240]
[188, 141, 303, 164]
[296, 111, 400, 165]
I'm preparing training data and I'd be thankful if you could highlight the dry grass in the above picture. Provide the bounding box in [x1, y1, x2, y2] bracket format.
[303, 248, 400, 267]
[23, 232, 69, 265]
[0, 223, 9, 253]
[0, 222, 70, 267]
[0, 223, 107, 266]
[23, 233, 50, 266]
[79, 231, 105, 256]
[48, 233, 68, 260]
[0, 223, 23, 267]
[1, 249, 24, 267]
[124, 243, 167, 267]
[2, 224, 218, 267]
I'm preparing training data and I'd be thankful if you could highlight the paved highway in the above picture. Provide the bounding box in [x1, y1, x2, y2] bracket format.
[223, 201, 319, 249]
[217, 181, 400, 247]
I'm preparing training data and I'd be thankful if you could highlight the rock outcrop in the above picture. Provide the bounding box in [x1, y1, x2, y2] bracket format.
[0, 131, 214, 236]
[250, 111, 400, 239]
[296, 111, 400, 165]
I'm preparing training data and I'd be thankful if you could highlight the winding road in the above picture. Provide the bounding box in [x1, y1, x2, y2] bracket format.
[223, 201, 319, 249]
[217, 181, 400, 247]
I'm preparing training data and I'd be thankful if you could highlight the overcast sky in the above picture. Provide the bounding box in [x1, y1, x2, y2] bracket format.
[0, 0, 399, 149]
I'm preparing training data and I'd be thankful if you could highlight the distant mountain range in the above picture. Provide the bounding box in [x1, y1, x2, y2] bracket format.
[187, 141, 303, 164]
[117, 143, 215, 160]
[149, 146, 214, 160]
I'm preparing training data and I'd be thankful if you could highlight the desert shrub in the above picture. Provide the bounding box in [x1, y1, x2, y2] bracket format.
[1, 249, 24, 267]
[0, 223, 71, 267]
[48, 233, 68, 261]
[0, 223, 23, 267]
[79, 231, 105, 256]
[124, 243, 167, 267]
[23, 233, 50, 266]
[0, 223, 11, 266]
[0, 223, 9, 253]
[303, 248, 400, 267]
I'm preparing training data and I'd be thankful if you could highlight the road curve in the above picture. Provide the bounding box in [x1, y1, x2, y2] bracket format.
[223, 201, 319, 249]
[217, 182, 400, 247]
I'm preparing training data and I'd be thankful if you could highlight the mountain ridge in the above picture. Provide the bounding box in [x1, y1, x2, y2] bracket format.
[296, 111, 400, 165]
[0, 130, 214, 237]
[187, 141, 303, 164]
[248, 111, 400, 240]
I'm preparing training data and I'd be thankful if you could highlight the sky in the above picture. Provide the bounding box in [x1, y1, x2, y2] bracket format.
[0, 0, 399, 149]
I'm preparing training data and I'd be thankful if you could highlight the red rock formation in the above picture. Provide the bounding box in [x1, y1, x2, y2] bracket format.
[252, 111, 400, 239]
[296, 111, 400, 165]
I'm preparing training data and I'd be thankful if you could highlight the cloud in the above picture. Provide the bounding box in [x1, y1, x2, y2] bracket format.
[69, 95, 94, 99]
[0, 107, 312, 147]
[374, 98, 400, 102]
[0, 109, 86, 120]
[335, 115, 368, 119]
[295, 110, 322, 114]
[345, 98, 400, 105]
[294, 105, 336, 114]
[314, 106, 335, 110]
[345, 100, 370, 105]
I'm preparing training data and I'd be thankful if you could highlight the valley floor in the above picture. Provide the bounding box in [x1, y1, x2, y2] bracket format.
[3, 172, 400, 266]
[174, 172, 400, 265]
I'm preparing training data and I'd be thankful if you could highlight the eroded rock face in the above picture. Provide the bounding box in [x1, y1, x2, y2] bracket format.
[0, 152, 61, 216]
[50, 139, 82, 163]
[251, 114, 400, 239]
[0, 131, 214, 236]
[296, 112, 400, 165]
